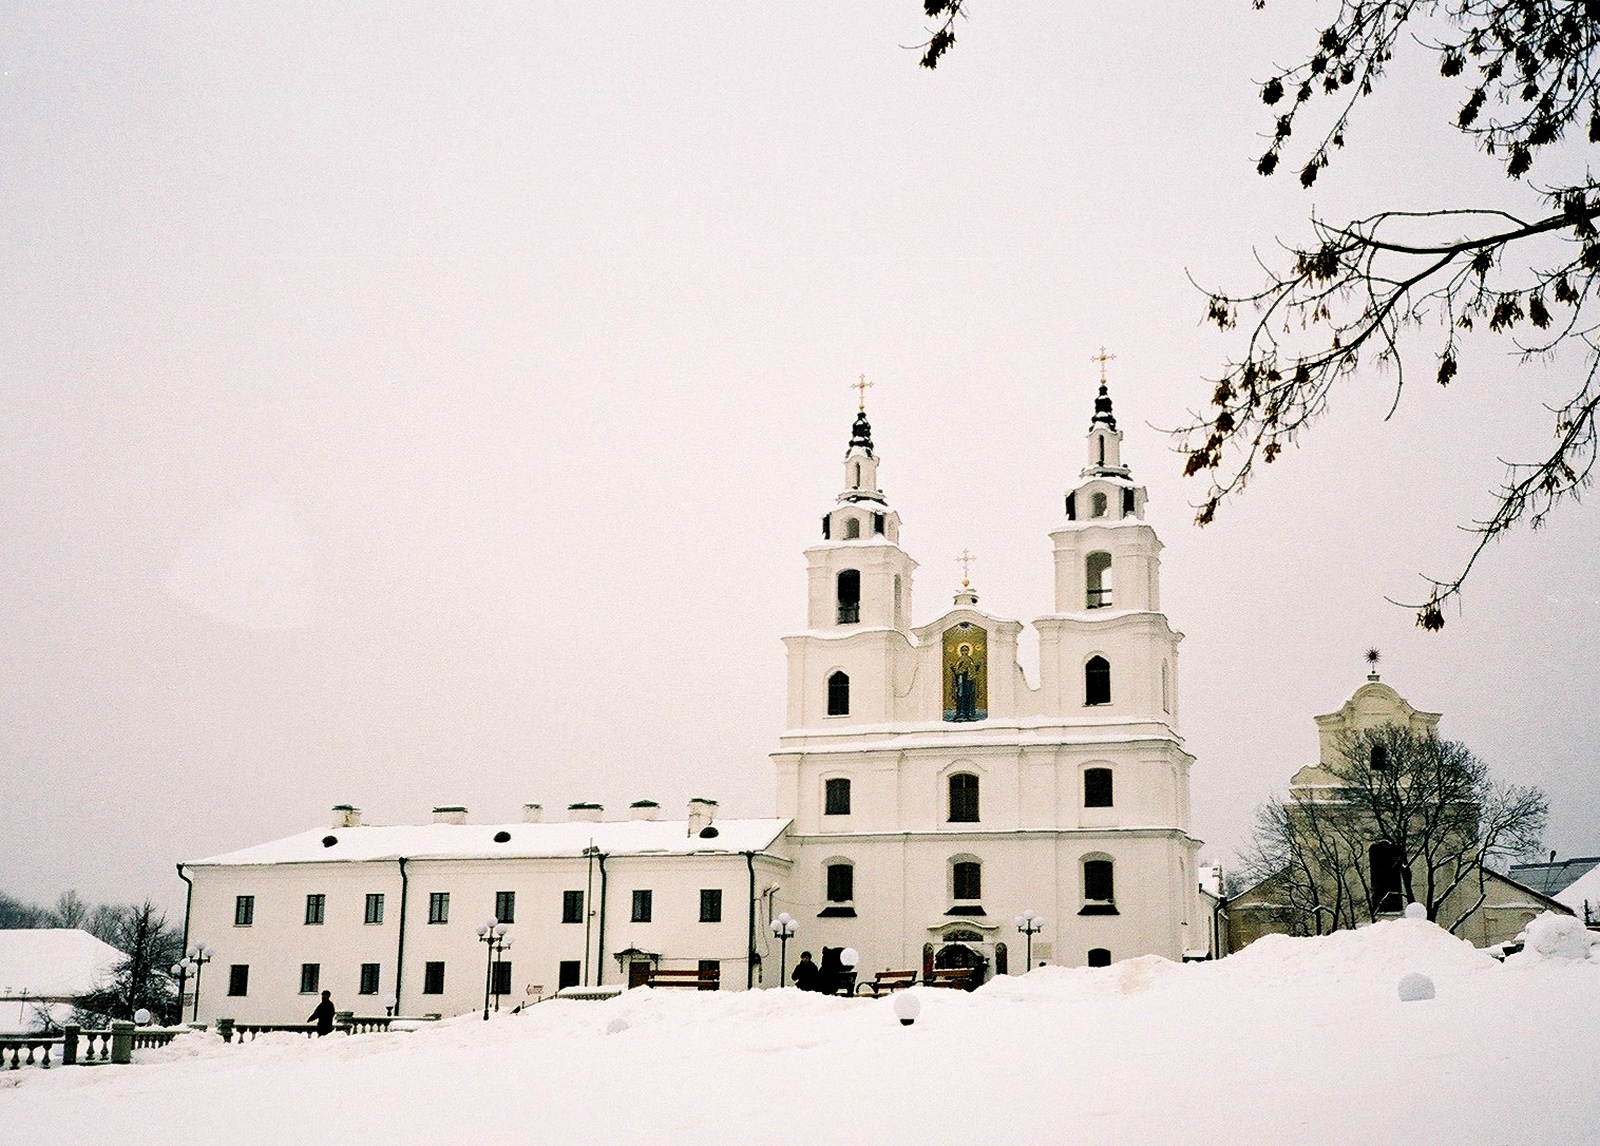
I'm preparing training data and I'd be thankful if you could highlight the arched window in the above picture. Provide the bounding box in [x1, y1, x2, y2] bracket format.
[1370, 743, 1388, 771]
[826, 671, 850, 716]
[1084, 767, 1113, 808]
[952, 860, 981, 900]
[1085, 656, 1111, 706]
[836, 570, 860, 624]
[851, 462, 861, 490]
[1091, 491, 1108, 517]
[843, 517, 860, 539]
[1161, 661, 1170, 713]
[893, 575, 903, 629]
[1086, 551, 1113, 609]
[1081, 856, 1116, 913]
[1369, 841, 1404, 914]
[1087, 948, 1112, 968]
[948, 773, 979, 823]
[1065, 491, 1077, 520]
[824, 777, 851, 815]
[827, 862, 854, 903]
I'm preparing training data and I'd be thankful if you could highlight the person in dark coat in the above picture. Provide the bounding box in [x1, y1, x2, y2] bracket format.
[791, 951, 818, 992]
[308, 990, 336, 1036]
[817, 947, 844, 996]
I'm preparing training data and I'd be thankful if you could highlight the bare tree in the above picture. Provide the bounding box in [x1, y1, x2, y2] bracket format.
[74, 902, 183, 1026]
[51, 890, 89, 929]
[909, 2, 1600, 626]
[1243, 723, 1548, 935]
[0, 891, 49, 929]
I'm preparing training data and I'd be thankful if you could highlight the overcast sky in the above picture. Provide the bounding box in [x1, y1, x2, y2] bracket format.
[3, 3, 1596, 915]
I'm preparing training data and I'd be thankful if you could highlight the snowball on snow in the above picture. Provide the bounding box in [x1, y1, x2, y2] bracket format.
[1397, 972, 1435, 1001]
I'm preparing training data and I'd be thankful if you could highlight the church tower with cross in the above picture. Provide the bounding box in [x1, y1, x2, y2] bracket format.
[771, 360, 1203, 980]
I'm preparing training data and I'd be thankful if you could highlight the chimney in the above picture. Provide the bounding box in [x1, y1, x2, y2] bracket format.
[567, 802, 603, 823]
[629, 800, 661, 821]
[522, 803, 543, 823]
[432, 806, 468, 825]
[331, 804, 362, 829]
[686, 797, 718, 837]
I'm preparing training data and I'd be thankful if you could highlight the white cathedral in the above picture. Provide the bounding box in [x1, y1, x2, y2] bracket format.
[180, 379, 1206, 1021]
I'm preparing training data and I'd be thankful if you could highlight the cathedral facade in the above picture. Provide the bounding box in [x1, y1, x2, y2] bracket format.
[773, 383, 1205, 977]
[176, 379, 1208, 1022]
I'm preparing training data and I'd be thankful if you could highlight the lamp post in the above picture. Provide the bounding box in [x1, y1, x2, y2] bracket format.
[174, 942, 213, 1023]
[1014, 910, 1045, 971]
[770, 913, 796, 986]
[477, 918, 510, 1021]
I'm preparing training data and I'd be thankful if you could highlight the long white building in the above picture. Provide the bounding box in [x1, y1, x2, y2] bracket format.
[179, 377, 1206, 1020]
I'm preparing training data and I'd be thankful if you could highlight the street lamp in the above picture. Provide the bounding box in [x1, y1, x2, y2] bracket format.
[173, 941, 214, 1023]
[770, 913, 796, 986]
[1014, 910, 1045, 971]
[477, 918, 510, 1021]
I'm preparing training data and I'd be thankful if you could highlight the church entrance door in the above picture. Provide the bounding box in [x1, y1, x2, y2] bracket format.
[934, 942, 988, 990]
[628, 961, 652, 989]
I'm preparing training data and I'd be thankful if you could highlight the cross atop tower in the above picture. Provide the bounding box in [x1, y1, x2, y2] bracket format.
[956, 548, 977, 587]
[1091, 346, 1116, 384]
[853, 373, 874, 411]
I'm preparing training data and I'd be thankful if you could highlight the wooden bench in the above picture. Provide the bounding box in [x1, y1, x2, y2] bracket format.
[923, 967, 975, 990]
[646, 967, 720, 991]
[856, 969, 918, 997]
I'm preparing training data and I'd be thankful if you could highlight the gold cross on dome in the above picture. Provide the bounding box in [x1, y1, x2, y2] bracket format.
[1091, 346, 1117, 383]
[956, 548, 977, 587]
[853, 373, 874, 411]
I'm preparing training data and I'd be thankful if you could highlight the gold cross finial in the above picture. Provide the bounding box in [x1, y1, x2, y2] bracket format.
[1091, 346, 1116, 384]
[956, 548, 976, 587]
[853, 373, 874, 411]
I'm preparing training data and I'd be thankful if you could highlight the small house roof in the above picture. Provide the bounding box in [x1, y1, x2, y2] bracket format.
[0, 929, 124, 1000]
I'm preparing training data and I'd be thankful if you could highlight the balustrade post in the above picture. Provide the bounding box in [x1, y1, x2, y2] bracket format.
[334, 1010, 353, 1034]
[109, 1021, 133, 1065]
[62, 1024, 79, 1066]
[216, 1017, 234, 1044]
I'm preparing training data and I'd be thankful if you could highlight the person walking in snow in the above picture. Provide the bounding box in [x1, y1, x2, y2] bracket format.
[791, 951, 818, 992]
[308, 990, 336, 1036]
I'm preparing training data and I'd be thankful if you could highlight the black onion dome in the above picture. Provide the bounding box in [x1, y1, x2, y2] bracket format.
[1090, 383, 1117, 431]
[849, 409, 874, 454]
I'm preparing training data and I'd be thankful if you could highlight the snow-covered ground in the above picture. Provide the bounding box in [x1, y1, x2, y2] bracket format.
[4, 919, 1598, 1144]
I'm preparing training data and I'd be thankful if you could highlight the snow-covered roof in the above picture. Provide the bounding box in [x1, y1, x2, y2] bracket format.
[1554, 864, 1600, 916]
[186, 817, 793, 867]
[0, 929, 124, 999]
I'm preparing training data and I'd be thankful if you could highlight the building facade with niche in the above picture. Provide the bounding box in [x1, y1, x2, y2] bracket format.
[773, 382, 1205, 981]
[176, 379, 1209, 1021]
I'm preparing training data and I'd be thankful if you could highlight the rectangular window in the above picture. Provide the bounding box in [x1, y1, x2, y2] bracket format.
[365, 893, 385, 924]
[428, 891, 450, 924]
[948, 774, 980, 823]
[492, 961, 512, 996]
[697, 959, 720, 991]
[632, 889, 653, 923]
[827, 863, 854, 903]
[700, 888, 722, 923]
[234, 895, 254, 926]
[423, 961, 445, 994]
[299, 963, 320, 994]
[558, 960, 580, 990]
[359, 963, 380, 995]
[824, 777, 851, 816]
[1084, 860, 1115, 903]
[304, 894, 326, 925]
[953, 861, 982, 900]
[495, 891, 516, 924]
[562, 890, 583, 924]
[228, 964, 249, 997]
[1084, 768, 1114, 808]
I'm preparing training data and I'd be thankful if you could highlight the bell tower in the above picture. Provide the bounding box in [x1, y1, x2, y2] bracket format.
[784, 383, 918, 729]
[1038, 356, 1182, 726]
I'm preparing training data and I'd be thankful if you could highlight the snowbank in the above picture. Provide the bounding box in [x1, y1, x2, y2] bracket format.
[2, 919, 1597, 1144]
